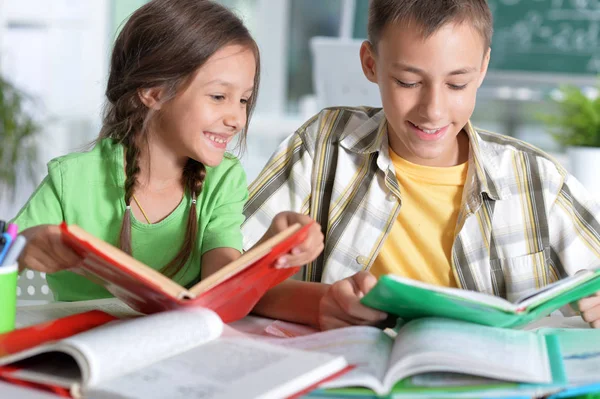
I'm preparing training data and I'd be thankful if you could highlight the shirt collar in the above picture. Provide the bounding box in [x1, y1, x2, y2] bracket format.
[464, 122, 511, 201]
[340, 111, 510, 201]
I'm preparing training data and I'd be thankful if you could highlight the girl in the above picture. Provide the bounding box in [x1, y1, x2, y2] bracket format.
[13, 0, 323, 301]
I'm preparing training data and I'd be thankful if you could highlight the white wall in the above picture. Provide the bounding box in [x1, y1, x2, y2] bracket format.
[0, 0, 110, 218]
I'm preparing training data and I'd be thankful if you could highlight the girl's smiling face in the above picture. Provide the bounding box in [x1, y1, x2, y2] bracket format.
[149, 44, 256, 167]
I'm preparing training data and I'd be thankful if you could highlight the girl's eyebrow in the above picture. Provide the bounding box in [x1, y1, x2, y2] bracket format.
[204, 79, 254, 92]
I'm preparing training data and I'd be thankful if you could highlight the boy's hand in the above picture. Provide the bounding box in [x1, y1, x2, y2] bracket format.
[18, 225, 82, 273]
[579, 291, 600, 328]
[318, 271, 388, 330]
[265, 212, 324, 269]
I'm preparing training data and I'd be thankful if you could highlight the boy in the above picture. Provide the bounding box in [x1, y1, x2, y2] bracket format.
[242, 0, 600, 330]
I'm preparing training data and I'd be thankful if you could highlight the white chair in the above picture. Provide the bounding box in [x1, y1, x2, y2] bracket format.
[17, 270, 54, 301]
[310, 36, 382, 109]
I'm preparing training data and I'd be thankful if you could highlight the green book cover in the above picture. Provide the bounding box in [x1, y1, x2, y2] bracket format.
[361, 270, 600, 328]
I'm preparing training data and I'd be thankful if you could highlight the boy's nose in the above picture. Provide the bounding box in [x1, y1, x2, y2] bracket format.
[418, 86, 445, 122]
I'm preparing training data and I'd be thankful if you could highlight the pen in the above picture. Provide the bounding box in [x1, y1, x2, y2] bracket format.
[0, 220, 5, 234]
[0, 233, 13, 265]
[1, 235, 26, 267]
[6, 223, 18, 241]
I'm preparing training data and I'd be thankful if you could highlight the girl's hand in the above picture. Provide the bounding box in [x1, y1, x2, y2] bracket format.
[18, 225, 83, 273]
[262, 211, 324, 269]
[579, 291, 600, 328]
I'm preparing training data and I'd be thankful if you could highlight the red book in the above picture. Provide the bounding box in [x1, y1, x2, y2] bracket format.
[60, 222, 309, 322]
[0, 310, 118, 398]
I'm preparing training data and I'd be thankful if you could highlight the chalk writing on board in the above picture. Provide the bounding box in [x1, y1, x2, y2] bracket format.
[489, 0, 600, 74]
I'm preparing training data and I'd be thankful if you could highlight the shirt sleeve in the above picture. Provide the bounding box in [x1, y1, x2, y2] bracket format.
[201, 159, 249, 254]
[241, 131, 314, 251]
[548, 172, 600, 276]
[11, 160, 65, 229]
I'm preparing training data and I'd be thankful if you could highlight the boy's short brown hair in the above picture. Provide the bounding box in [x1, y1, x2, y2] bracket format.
[368, 0, 493, 51]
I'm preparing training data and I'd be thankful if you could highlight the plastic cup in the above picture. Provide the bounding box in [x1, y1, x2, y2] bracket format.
[0, 263, 18, 334]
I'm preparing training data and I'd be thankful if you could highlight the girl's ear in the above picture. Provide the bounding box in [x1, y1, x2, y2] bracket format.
[138, 87, 164, 110]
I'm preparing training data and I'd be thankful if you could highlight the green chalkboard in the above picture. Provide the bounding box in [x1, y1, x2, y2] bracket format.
[353, 0, 600, 76]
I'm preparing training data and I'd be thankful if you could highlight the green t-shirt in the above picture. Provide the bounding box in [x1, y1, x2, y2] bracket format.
[13, 139, 248, 301]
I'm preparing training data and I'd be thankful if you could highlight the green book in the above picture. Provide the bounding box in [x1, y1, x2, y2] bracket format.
[361, 269, 600, 328]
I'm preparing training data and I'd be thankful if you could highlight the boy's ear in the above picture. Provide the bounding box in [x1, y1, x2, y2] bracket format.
[360, 41, 378, 83]
[477, 47, 491, 88]
[138, 87, 164, 110]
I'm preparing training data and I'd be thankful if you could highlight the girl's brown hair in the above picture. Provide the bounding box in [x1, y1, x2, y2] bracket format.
[100, 0, 260, 278]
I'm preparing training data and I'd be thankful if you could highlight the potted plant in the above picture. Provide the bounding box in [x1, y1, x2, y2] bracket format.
[539, 82, 600, 198]
[0, 78, 40, 200]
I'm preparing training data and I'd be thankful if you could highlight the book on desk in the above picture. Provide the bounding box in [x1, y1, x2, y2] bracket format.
[257, 317, 600, 399]
[0, 306, 349, 399]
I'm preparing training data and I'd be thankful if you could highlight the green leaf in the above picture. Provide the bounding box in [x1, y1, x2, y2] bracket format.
[537, 79, 600, 148]
[0, 78, 40, 199]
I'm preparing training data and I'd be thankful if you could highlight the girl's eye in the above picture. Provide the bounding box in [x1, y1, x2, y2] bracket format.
[240, 98, 249, 105]
[395, 79, 418, 88]
[448, 84, 468, 90]
[211, 95, 225, 101]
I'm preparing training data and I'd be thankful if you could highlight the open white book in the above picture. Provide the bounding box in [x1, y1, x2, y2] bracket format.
[2, 305, 348, 399]
[258, 318, 566, 396]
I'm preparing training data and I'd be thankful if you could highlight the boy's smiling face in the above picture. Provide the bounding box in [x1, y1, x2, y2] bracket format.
[361, 21, 490, 167]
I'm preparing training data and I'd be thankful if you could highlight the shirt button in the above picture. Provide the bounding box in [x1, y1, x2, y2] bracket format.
[356, 255, 369, 265]
[386, 194, 397, 202]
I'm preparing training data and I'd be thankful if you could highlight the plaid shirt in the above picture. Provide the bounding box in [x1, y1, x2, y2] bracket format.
[242, 107, 600, 301]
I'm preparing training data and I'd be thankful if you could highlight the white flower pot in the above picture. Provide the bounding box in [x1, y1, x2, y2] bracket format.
[567, 146, 600, 199]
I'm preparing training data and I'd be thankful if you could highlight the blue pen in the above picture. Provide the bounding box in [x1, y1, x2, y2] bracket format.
[1, 235, 26, 267]
[0, 233, 12, 265]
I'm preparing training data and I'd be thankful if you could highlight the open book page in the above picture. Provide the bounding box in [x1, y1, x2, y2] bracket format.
[187, 224, 302, 296]
[516, 269, 597, 308]
[522, 316, 590, 331]
[384, 275, 516, 312]
[62, 308, 223, 388]
[383, 318, 553, 391]
[539, 328, 600, 384]
[87, 337, 347, 399]
[257, 326, 394, 395]
[16, 299, 142, 328]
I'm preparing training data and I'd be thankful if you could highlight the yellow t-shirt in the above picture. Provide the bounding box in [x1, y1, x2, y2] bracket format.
[369, 150, 468, 287]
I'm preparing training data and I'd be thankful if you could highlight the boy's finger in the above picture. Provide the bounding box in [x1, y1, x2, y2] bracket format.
[331, 279, 387, 322]
[353, 271, 378, 295]
[579, 295, 600, 312]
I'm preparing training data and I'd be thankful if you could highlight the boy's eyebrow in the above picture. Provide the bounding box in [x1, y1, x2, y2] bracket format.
[448, 67, 477, 76]
[391, 63, 477, 76]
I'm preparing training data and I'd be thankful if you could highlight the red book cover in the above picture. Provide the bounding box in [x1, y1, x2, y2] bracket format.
[60, 222, 310, 322]
[0, 310, 118, 398]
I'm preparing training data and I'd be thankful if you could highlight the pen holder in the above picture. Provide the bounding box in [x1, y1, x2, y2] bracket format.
[0, 263, 18, 334]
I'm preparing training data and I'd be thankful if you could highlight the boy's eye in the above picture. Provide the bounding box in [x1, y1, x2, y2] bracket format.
[394, 79, 418, 88]
[448, 83, 468, 90]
